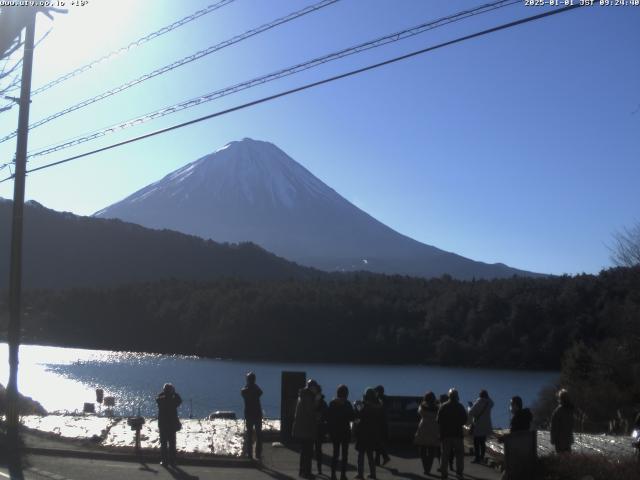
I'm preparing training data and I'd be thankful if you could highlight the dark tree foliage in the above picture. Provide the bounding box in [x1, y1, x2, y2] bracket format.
[534, 336, 640, 433]
[0, 200, 318, 289]
[0, 267, 637, 372]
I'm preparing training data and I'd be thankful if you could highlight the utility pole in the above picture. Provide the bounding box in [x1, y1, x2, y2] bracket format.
[6, 8, 36, 446]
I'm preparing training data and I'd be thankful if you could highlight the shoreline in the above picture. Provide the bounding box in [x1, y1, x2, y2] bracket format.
[0, 339, 560, 373]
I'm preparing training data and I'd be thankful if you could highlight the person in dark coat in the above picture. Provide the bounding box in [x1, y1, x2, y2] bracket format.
[373, 385, 391, 466]
[313, 384, 329, 475]
[496, 396, 533, 448]
[550, 388, 574, 453]
[509, 396, 532, 432]
[468, 389, 494, 464]
[156, 383, 182, 467]
[293, 379, 320, 479]
[414, 391, 440, 475]
[241, 371, 263, 459]
[436, 388, 467, 479]
[354, 388, 383, 480]
[326, 384, 355, 480]
[437, 393, 453, 472]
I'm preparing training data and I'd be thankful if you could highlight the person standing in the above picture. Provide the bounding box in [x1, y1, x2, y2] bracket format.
[156, 383, 182, 467]
[550, 388, 574, 454]
[468, 389, 494, 464]
[438, 393, 453, 473]
[436, 388, 467, 480]
[373, 385, 391, 466]
[414, 391, 440, 476]
[354, 388, 383, 480]
[293, 379, 320, 479]
[241, 371, 263, 459]
[509, 396, 532, 432]
[313, 384, 329, 476]
[326, 384, 355, 480]
[496, 396, 534, 448]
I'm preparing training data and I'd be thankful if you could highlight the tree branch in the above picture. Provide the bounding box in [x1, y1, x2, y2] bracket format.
[609, 222, 640, 267]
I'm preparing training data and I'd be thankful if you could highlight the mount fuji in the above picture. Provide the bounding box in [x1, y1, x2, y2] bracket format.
[95, 138, 537, 279]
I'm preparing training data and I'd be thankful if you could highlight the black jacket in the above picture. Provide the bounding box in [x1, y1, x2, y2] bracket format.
[156, 391, 182, 432]
[510, 408, 532, 432]
[354, 401, 383, 451]
[241, 383, 263, 421]
[436, 399, 468, 439]
[316, 395, 328, 439]
[327, 398, 355, 443]
[550, 404, 574, 450]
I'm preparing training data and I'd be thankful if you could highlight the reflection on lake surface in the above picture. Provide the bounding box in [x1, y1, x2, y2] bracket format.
[0, 343, 557, 427]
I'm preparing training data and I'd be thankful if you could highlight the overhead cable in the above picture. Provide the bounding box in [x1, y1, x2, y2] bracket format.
[27, 0, 518, 160]
[0, 0, 340, 145]
[0, 3, 583, 185]
[0, 0, 236, 114]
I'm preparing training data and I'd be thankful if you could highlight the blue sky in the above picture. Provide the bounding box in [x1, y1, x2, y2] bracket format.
[0, 0, 638, 276]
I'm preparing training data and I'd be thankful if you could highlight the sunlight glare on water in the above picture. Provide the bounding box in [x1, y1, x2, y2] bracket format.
[0, 343, 119, 412]
[0, 343, 558, 427]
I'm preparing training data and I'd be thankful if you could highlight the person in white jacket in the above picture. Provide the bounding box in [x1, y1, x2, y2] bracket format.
[414, 391, 440, 475]
[468, 390, 494, 464]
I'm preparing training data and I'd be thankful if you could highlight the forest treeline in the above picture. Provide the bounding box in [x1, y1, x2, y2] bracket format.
[1, 267, 638, 371]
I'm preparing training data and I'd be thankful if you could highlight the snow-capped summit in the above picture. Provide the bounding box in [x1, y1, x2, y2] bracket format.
[98, 139, 337, 213]
[95, 138, 537, 279]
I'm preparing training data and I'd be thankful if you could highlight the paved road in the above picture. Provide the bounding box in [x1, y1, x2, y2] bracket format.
[2, 440, 502, 480]
[5, 456, 259, 480]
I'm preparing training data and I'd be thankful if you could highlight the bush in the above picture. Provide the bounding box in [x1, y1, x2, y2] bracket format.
[536, 453, 638, 480]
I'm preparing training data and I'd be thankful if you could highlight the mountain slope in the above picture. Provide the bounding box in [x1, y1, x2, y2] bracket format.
[0, 198, 317, 289]
[95, 138, 539, 279]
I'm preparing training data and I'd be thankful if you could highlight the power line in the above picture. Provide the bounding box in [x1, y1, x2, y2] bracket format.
[0, 0, 340, 145]
[0, 0, 237, 113]
[26, 0, 519, 160]
[33, 0, 236, 96]
[0, 3, 583, 185]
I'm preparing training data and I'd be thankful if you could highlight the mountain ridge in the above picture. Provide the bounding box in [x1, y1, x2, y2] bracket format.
[0, 198, 318, 289]
[95, 138, 541, 279]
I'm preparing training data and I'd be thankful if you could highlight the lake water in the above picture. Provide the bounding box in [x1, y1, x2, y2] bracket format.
[0, 343, 557, 428]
